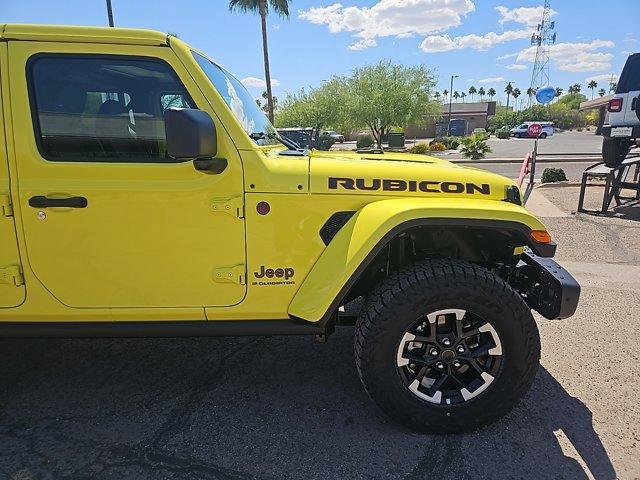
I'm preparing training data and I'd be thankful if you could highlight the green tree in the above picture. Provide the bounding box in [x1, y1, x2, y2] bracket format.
[453, 91, 460, 102]
[478, 87, 486, 100]
[587, 80, 598, 99]
[598, 88, 606, 97]
[609, 81, 617, 93]
[460, 91, 467, 102]
[347, 61, 438, 148]
[468, 86, 477, 101]
[526, 87, 535, 103]
[555, 87, 563, 98]
[442, 89, 449, 99]
[229, 0, 291, 124]
[434, 91, 442, 101]
[487, 88, 496, 100]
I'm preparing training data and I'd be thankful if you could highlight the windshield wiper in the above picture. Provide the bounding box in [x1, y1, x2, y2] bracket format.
[250, 131, 302, 151]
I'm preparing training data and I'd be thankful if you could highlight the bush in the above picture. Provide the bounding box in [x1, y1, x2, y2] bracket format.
[356, 134, 374, 149]
[495, 128, 511, 139]
[429, 141, 447, 151]
[432, 136, 460, 150]
[541, 168, 568, 183]
[460, 133, 492, 160]
[407, 143, 430, 154]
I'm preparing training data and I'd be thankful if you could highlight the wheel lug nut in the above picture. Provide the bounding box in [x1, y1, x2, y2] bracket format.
[429, 348, 439, 356]
[442, 338, 451, 346]
[453, 360, 461, 368]
[436, 362, 445, 370]
[457, 345, 465, 353]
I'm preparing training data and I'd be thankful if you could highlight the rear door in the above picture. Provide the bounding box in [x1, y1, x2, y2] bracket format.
[0, 42, 26, 307]
[7, 41, 246, 310]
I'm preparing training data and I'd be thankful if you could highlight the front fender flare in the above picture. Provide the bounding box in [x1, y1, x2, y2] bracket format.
[288, 198, 551, 323]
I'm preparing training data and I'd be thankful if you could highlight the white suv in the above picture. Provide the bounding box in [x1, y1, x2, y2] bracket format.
[602, 52, 640, 167]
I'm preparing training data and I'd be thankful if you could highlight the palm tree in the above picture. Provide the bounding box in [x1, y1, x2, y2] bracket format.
[478, 87, 486, 101]
[609, 81, 617, 93]
[526, 87, 535, 102]
[568, 83, 581, 95]
[443, 89, 449, 100]
[588, 80, 598, 99]
[453, 91, 460, 102]
[434, 91, 442, 102]
[461, 92, 467, 102]
[504, 82, 513, 123]
[512, 88, 521, 110]
[598, 88, 606, 97]
[487, 88, 496, 100]
[555, 87, 563, 98]
[229, 0, 290, 124]
[468, 86, 477, 102]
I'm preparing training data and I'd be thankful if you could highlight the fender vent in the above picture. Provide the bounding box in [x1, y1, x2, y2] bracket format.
[320, 211, 356, 245]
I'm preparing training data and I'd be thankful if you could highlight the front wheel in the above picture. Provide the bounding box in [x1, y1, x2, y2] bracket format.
[539, 132, 548, 139]
[354, 258, 540, 433]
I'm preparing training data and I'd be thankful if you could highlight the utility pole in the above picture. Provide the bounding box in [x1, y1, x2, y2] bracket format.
[447, 75, 458, 136]
[106, 0, 115, 27]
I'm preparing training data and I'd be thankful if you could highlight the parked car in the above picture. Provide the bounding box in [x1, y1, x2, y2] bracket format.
[601, 52, 640, 167]
[322, 130, 345, 143]
[510, 122, 554, 138]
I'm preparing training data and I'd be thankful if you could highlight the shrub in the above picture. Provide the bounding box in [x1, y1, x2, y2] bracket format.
[429, 141, 447, 151]
[495, 128, 511, 139]
[356, 134, 374, 149]
[432, 136, 460, 150]
[541, 168, 568, 183]
[407, 143, 430, 154]
[460, 133, 492, 160]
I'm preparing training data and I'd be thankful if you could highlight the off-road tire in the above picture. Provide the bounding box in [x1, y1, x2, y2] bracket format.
[354, 258, 540, 433]
[602, 137, 630, 168]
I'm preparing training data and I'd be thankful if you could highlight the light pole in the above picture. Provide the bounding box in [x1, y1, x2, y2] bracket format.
[447, 75, 458, 136]
[106, 0, 115, 27]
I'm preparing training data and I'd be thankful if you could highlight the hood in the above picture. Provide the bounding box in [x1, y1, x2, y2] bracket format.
[308, 150, 519, 203]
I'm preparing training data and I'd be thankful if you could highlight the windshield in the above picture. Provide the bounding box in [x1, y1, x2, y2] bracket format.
[192, 52, 279, 146]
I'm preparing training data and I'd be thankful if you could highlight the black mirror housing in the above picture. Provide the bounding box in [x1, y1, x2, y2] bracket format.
[164, 108, 217, 159]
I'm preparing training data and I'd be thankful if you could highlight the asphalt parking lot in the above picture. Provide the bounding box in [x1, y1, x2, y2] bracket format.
[1, 186, 638, 479]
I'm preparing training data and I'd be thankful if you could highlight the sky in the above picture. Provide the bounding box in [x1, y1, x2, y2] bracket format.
[2, 0, 639, 108]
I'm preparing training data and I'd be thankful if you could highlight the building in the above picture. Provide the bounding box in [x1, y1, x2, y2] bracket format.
[405, 101, 497, 138]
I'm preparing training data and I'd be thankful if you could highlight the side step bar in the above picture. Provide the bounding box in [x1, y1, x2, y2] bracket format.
[0, 319, 327, 339]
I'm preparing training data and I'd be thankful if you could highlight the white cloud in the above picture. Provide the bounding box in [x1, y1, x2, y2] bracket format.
[584, 73, 619, 84]
[516, 40, 615, 72]
[299, 0, 475, 50]
[623, 37, 637, 43]
[477, 77, 504, 84]
[241, 77, 280, 89]
[505, 63, 527, 70]
[420, 29, 530, 53]
[348, 38, 378, 50]
[495, 6, 556, 27]
[496, 52, 519, 60]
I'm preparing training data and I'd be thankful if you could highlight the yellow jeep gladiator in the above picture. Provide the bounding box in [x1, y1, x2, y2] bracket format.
[0, 24, 580, 432]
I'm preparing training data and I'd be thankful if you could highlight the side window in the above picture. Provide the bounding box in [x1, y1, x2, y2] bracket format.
[28, 55, 195, 163]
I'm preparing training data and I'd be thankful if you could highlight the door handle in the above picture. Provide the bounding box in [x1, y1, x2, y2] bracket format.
[193, 157, 227, 174]
[29, 196, 88, 208]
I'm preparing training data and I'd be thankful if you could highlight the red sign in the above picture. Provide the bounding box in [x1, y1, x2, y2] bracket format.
[527, 123, 543, 138]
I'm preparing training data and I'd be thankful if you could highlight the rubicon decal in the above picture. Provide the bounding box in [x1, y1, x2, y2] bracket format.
[328, 177, 491, 195]
[252, 265, 295, 286]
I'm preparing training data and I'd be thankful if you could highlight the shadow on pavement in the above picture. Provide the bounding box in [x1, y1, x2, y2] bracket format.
[0, 330, 616, 480]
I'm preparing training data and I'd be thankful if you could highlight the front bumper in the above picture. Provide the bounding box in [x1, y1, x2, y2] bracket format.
[512, 249, 580, 320]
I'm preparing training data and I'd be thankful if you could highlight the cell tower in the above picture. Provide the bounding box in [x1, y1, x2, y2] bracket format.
[528, 0, 556, 106]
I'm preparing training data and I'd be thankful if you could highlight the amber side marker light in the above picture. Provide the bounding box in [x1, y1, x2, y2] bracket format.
[530, 230, 552, 243]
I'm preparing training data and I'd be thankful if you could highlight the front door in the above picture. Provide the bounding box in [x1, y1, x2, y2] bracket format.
[8, 41, 246, 309]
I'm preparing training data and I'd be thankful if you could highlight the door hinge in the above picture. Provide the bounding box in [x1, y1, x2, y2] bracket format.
[0, 265, 24, 287]
[213, 264, 246, 285]
[0, 194, 14, 217]
[212, 197, 244, 218]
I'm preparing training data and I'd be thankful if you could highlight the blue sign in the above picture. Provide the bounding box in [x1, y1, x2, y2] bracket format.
[535, 86, 556, 105]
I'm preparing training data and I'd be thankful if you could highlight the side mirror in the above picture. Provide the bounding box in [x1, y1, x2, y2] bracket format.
[164, 108, 217, 159]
